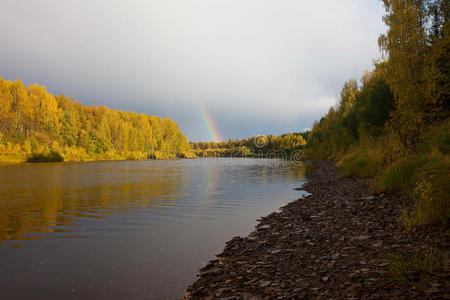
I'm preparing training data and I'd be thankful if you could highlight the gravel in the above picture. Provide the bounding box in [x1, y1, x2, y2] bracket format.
[184, 160, 448, 299]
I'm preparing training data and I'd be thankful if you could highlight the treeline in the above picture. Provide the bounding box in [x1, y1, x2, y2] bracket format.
[191, 133, 307, 157]
[0, 77, 192, 161]
[305, 0, 449, 227]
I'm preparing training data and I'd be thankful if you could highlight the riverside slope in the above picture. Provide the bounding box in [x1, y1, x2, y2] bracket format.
[185, 161, 448, 299]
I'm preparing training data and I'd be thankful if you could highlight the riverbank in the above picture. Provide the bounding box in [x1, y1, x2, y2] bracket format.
[0, 153, 197, 164]
[0, 155, 132, 164]
[185, 160, 448, 299]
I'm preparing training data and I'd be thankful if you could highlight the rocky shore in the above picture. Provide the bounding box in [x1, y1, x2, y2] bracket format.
[185, 161, 448, 299]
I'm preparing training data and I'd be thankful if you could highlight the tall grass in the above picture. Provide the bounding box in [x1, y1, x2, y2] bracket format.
[411, 157, 450, 225]
[337, 151, 380, 177]
[336, 135, 386, 178]
[388, 248, 449, 287]
[372, 155, 428, 193]
[325, 120, 450, 226]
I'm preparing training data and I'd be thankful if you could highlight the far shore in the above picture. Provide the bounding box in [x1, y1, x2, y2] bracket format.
[0, 154, 296, 165]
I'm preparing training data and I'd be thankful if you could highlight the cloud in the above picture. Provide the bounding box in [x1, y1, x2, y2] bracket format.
[0, 0, 386, 141]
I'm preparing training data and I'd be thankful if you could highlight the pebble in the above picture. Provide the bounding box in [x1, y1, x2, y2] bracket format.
[184, 161, 448, 299]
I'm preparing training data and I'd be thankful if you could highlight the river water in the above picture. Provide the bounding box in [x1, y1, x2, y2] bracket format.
[0, 158, 305, 299]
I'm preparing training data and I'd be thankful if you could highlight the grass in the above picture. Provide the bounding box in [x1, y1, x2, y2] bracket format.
[388, 247, 448, 287]
[336, 151, 380, 178]
[374, 153, 450, 226]
[410, 156, 450, 225]
[0, 155, 26, 163]
[372, 155, 428, 193]
[336, 130, 449, 227]
[306, 138, 449, 226]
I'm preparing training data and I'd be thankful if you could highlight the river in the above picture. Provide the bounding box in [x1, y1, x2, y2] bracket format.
[0, 158, 305, 299]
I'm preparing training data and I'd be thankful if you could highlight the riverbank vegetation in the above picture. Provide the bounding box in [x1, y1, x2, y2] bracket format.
[305, 0, 449, 227]
[304, 0, 449, 288]
[0, 78, 192, 162]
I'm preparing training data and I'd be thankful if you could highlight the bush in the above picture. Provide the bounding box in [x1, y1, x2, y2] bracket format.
[388, 248, 448, 287]
[177, 151, 197, 159]
[337, 150, 380, 178]
[411, 156, 450, 225]
[372, 155, 428, 193]
[27, 151, 64, 162]
[419, 119, 450, 155]
[374, 153, 449, 226]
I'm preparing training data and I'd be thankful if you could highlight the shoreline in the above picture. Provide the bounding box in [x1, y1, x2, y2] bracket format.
[0, 156, 193, 165]
[0, 155, 291, 165]
[185, 160, 447, 299]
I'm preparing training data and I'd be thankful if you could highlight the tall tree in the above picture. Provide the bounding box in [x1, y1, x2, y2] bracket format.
[378, 0, 429, 108]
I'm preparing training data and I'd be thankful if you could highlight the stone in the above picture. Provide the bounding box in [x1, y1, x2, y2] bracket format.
[184, 161, 446, 300]
[258, 225, 271, 230]
[372, 240, 383, 248]
[260, 281, 272, 288]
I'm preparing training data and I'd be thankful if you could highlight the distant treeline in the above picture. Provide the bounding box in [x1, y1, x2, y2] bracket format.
[0, 77, 192, 162]
[191, 133, 307, 157]
[305, 0, 449, 227]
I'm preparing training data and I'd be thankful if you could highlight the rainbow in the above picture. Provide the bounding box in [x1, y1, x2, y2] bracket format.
[196, 99, 221, 142]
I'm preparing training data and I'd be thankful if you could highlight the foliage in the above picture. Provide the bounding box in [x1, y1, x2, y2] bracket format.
[388, 248, 448, 287]
[27, 151, 64, 162]
[304, 0, 449, 227]
[372, 155, 429, 193]
[0, 77, 191, 161]
[337, 151, 380, 178]
[379, 0, 450, 145]
[411, 155, 450, 225]
[192, 133, 306, 157]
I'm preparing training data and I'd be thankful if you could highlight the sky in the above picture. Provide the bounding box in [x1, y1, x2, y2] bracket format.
[0, 0, 386, 142]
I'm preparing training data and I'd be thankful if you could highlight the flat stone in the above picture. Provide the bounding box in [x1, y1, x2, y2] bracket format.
[360, 196, 375, 200]
[372, 240, 383, 248]
[258, 225, 271, 230]
[184, 161, 447, 300]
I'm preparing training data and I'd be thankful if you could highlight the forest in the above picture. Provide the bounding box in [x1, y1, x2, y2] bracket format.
[0, 75, 310, 162]
[0, 78, 192, 162]
[305, 0, 449, 227]
[191, 133, 307, 158]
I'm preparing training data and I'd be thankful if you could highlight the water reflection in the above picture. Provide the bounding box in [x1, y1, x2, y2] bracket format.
[0, 158, 305, 299]
[0, 159, 304, 245]
[0, 161, 188, 243]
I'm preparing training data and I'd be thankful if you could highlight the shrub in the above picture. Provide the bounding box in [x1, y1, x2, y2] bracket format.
[178, 151, 197, 159]
[337, 150, 381, 178]
[375, 153, 449, 226]
[411, 156, 450, 225]
[372, 155, 428, 193]
[388, 248, 448, 287]
[27, 151, 64, 162]
[419, 118, 450, 155]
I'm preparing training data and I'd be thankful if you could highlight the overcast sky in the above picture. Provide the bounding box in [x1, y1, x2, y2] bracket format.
[0, 0, 386, 141]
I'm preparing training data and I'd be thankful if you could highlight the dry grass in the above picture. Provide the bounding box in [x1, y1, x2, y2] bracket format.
[388, 247, 448, 287]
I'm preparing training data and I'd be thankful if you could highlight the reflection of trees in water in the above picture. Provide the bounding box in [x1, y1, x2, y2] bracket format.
[0, 160, 304, 244]
[234, 161, 305, 186]
[0, 163, 187, 243]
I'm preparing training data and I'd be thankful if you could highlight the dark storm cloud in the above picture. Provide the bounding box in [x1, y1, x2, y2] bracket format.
[0, 0, 386, 141]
